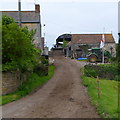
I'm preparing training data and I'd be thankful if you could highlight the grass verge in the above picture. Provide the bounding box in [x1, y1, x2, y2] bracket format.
[82, 75, 119, 118]
[1, 65, 55, 105]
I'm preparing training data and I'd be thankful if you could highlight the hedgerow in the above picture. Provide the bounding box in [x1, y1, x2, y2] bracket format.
[84, 64, 118, 81]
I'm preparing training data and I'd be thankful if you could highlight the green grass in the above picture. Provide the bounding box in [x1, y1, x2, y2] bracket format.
[82, 75, 119, 118]
[1, 65, 55, 105]
[99, 63, 118, 67]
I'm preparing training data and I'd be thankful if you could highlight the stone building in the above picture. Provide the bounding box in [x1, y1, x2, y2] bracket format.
[1, 4, 43, 50]
[67, 34, 116, 58]
[56, 33, 116, 58]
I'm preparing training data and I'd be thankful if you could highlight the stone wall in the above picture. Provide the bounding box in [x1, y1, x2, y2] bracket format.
[1, 71, 30, 95]
[22, 23, 41, 48]
[104, 43, 116, 57]
[2, 71, 21, 95]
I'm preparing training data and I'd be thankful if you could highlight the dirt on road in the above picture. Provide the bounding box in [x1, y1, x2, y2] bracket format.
[2, 56, 100, 118]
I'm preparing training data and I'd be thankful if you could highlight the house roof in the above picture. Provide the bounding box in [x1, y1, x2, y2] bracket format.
[71, 34, 115, 44]
[2, 11, 40, 23]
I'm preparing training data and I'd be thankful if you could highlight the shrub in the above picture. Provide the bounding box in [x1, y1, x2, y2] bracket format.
[115, 75, 120, 81]
[62, 40, 67, 48]
[34, 64, 48, 76]
[110, 57, 117, 63]
[84, 64, 118, 80]
[2, 15, 40, 72]
[40, 55, 49, 66]
[84, 65, 99, 78]
[33, 55, 49, 76]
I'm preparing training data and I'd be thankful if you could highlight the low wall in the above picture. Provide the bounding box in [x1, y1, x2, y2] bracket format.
[1, 71, 30, 95]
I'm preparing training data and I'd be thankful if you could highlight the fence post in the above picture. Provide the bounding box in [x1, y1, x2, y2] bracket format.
[97, 76, 100, 98]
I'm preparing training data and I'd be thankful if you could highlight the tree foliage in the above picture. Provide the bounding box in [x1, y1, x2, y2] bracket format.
[116, 42, 120, 73]
[2, 15, 14, 26]
[62, 40, 67, 48]
[0, 15, 2, 65]
[2, 15, 41, 72]
[117, 43, 120, 61]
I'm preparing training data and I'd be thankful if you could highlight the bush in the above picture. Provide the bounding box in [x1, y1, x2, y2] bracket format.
[115, 75, 120, 81]
[2, 15, 41, 72]
[110, 57, 117, 63]
[84, 65, 98, 77]
[84, 64, 118, 80]
[40, 55, 49, 66]
[33, 55, 49, 76]
[34, 65, 48, 76]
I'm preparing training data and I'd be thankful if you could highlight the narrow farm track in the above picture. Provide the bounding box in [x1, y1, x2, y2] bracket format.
[2, 56, 100, 118]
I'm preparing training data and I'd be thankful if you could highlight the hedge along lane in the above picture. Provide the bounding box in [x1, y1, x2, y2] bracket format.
[84, 64, 118, 80]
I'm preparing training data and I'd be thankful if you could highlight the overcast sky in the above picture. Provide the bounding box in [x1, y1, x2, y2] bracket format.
[0, 0, 119, 49]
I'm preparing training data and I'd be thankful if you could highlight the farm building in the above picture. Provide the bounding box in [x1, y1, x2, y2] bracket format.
[56, 33, 116, 58]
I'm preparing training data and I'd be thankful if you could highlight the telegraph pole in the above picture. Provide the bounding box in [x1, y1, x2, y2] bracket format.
[18, 0, 22, 27]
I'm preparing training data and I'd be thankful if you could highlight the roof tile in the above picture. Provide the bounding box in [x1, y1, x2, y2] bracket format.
[2, 11, 40, 23]
[71, 34, 115, 44]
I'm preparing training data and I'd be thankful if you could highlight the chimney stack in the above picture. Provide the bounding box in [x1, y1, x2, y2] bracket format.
[35, 4, 40, 13]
